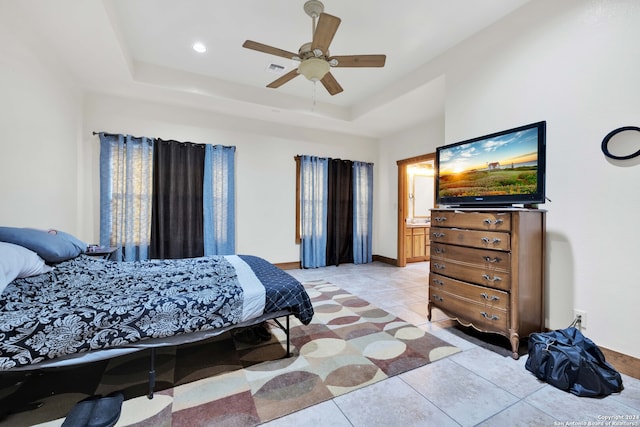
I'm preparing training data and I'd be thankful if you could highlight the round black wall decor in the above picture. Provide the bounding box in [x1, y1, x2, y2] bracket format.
[601, 126, 640, 160]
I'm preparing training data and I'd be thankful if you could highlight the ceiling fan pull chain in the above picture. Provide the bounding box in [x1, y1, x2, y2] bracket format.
[312, 81, 317, 112]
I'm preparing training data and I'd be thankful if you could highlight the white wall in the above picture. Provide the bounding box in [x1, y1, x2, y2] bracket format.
[0, 5, 82, 234]
[81, 93, 377, 263]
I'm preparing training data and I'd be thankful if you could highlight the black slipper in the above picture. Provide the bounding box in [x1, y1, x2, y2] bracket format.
[62, 393, 124, 427]
[233, 328, 261, 345]
[254, 323, 272, 341]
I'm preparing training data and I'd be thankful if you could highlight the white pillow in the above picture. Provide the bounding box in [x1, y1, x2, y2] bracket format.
[0, 242, 53, 294]
[0, 269, 6, 293]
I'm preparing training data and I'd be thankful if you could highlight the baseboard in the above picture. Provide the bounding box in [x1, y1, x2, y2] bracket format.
[372, 254, 398, 266]
[276, 255, 398, 270]
[600, 347, 640, 380]
[274, 261, 301, 270]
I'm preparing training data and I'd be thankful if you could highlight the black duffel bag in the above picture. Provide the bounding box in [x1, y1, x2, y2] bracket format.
[525, 327, 623, 397]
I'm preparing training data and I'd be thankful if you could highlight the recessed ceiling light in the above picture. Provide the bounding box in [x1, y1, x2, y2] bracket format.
[192, 42, 207, 53]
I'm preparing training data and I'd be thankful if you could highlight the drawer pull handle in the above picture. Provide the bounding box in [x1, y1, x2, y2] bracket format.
[481, 311, 500, 321]
[432, 279, 444, 286]
[433, 263, 446, 270]
[434, 216, 447, 222]
[432, 294, 444, 302]
[432, 232, 445, 238]
[480, 292, 500, 301]
[483, 256, 501, 263]
[483, 218, 504, 225]
[434, 247, 445, 254]
[481, 237, 502, 245]
[482, 274, 502, 283]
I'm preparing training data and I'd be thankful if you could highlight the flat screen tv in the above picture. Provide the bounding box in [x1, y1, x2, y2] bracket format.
[435, 121, 546, 207]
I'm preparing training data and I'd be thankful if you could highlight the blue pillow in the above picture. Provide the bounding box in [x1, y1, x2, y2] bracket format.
[0, 227, 85, 263]
[54, 230, 88, 253]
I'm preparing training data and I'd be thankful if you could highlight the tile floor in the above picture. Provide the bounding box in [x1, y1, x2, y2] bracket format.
[262, 261, 640, 427]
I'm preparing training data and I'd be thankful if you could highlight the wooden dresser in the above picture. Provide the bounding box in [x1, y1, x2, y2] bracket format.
[427, 208, 545, 359]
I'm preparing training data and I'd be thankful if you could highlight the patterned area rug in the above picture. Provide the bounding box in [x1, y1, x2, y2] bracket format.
[0, 281, 459, 426]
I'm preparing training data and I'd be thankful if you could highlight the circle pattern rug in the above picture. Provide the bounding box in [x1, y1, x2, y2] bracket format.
[0, 281, 459, 426]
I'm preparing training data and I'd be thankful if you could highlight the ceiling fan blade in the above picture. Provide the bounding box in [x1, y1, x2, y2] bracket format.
[320, 72, 343, 96]
[242, 40, 299, 60]
[266, 69, 300, 88]
[330, 55, 386, 67]
[311, 13, 341, 54]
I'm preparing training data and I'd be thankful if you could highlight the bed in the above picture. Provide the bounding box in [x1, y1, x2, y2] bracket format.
[0, 228, 314, 397]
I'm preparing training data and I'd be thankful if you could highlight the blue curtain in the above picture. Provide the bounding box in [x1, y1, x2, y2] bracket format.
[353, 161, 374, 264]
[300, 155, 328, 268]
[203, 145, 236, 255]
[99, 133, 154, 261]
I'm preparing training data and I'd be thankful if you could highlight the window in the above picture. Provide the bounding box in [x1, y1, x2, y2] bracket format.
[295, 155, 373, 267]
[99, 133, 236, 261]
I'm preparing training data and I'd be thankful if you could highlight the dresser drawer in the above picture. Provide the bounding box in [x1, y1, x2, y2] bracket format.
[429, 286, 508, 331]
[430, 227, 511, 251]
[430, 257, 511, 291]
[431, 210, 511, 231]
[431, 243, 510, 268]
[429, 273, 509, 311]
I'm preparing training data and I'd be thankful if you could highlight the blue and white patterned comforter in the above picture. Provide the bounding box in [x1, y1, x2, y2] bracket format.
[0, 254, 313, 370]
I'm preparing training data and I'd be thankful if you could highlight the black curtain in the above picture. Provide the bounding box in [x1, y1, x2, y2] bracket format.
[150, 139, 205, 259]
[326, 159, 353, 266]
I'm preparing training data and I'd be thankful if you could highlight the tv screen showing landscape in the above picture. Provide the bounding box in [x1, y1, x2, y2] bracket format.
[436, 121, 546, 206]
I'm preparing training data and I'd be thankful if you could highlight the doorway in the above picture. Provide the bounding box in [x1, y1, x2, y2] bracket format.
[397, 153, 435, 267]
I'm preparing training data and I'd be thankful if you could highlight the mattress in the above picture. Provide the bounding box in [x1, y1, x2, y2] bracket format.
[0, 254, 313, 370]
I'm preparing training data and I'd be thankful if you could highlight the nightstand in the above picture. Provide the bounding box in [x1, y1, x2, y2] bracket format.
[84, 246, 118, 260]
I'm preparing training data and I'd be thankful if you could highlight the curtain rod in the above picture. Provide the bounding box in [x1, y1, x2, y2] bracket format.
[294, 155, 374, 166]
[92, 131, 150, 140]
[93, 131, 148, 139]
[93, 131, 235, 149]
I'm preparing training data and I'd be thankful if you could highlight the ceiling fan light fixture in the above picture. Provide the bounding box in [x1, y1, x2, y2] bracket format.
[298, 57, 330, 82]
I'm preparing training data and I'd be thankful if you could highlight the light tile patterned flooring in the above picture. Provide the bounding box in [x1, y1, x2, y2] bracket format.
[263, 261, 640, 427]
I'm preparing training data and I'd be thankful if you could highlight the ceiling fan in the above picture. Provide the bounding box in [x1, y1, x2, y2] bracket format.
[242, 0, 386, 96]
